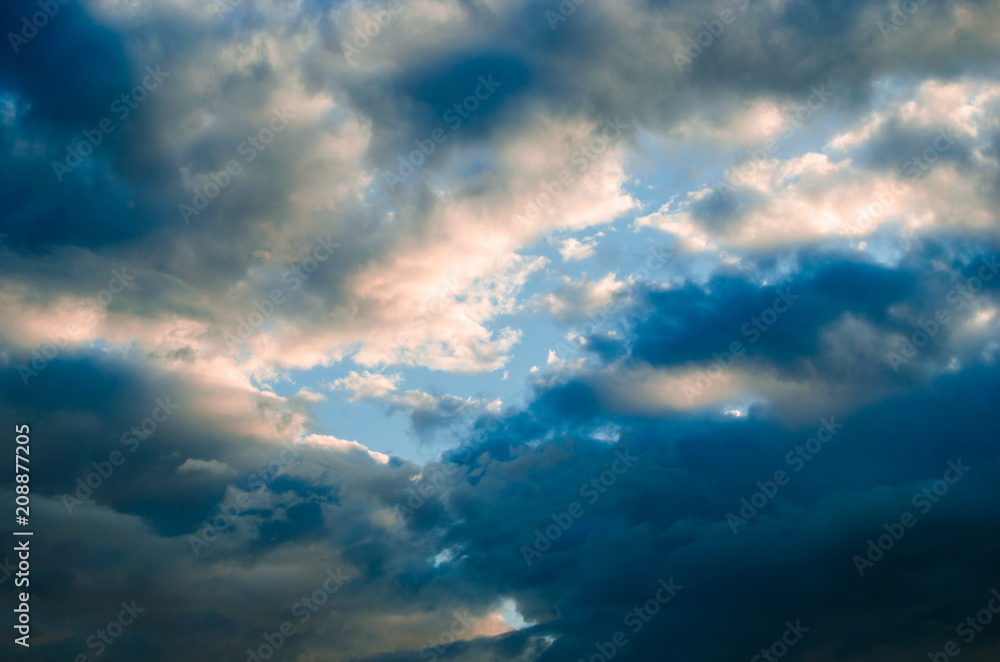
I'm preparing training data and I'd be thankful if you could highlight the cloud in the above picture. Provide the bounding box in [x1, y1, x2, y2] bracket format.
[332, 370, 404, 401]
[532, 271, 630, 322]
[176, 458, 235, 475]
[555, 235, 599, 262]
[3, 0, 1000, 660]
[331, 370, 502, 434]
[301, 433, 392, 465]
[636, 77, 1000, 251]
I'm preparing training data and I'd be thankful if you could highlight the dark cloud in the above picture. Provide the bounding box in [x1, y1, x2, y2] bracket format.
[2, 248, 1000, 660]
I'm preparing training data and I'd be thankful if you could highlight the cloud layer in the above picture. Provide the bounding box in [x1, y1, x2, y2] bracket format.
[1, 0, 1000, 660]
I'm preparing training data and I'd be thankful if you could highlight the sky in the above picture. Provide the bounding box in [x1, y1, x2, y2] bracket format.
[1, 0, 1000, 660]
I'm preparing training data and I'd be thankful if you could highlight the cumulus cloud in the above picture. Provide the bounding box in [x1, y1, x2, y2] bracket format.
[331, 369, 502, 435]
[533, 272, 630, 322]
[636, 77, 1000, 251]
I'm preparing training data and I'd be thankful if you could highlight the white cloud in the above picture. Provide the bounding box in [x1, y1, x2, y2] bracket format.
[176, 458, 235, 475]
[331, 371, 403, 401]
[533, 272, 629, 321]
[556, 236, 598, 262]
[637, 77, 1000, 252]
[301, 434, 391, 464]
